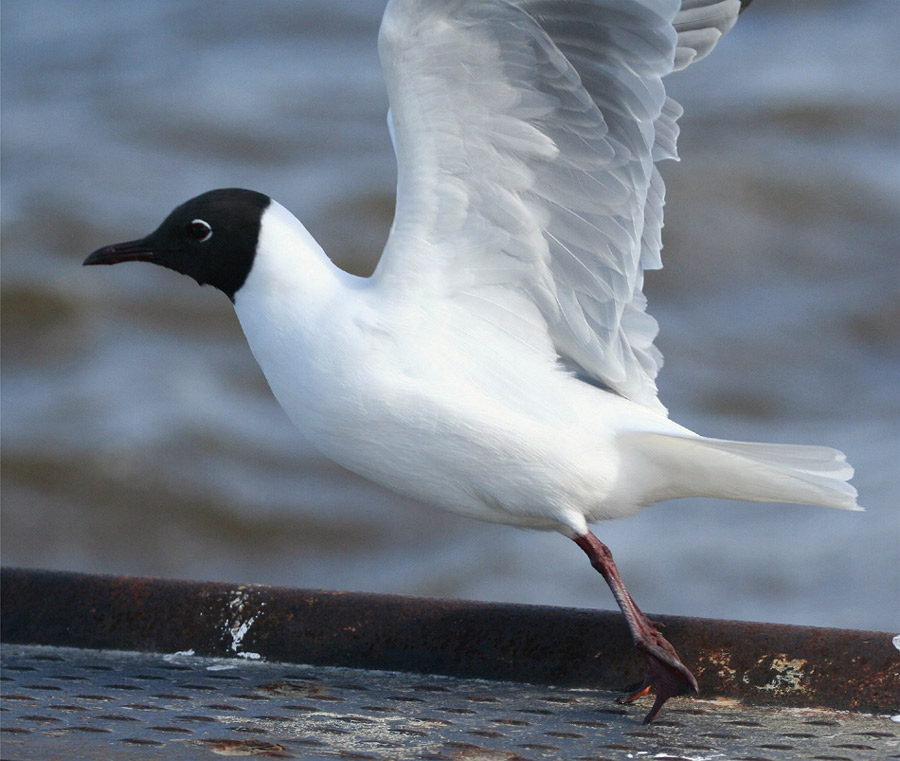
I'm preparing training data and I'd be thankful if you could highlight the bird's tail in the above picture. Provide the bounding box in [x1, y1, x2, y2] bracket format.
[625, 433, 860, 511]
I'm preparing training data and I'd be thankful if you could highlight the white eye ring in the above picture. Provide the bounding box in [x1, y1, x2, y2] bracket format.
[188, 219, 213, 242]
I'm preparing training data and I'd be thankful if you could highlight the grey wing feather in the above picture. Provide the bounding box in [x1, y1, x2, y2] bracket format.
[377, 0, 744, 410]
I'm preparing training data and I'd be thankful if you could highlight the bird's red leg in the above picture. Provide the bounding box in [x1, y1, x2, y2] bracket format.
[574, 531, 698, 723]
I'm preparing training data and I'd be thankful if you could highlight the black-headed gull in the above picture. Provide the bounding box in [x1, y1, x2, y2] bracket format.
[84, 0, 858, 722]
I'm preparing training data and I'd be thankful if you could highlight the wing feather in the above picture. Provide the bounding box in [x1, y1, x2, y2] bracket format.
[375, 0, 743, 409]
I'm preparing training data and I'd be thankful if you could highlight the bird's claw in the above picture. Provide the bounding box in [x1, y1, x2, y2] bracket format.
[619, 638, 698, 723]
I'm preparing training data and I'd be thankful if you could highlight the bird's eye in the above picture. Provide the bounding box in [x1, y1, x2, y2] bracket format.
[188, 219, 213, 242]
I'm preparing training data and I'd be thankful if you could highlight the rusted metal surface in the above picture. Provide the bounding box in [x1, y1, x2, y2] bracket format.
[2, 567, 898, 715]
[3, 643, 898, 761]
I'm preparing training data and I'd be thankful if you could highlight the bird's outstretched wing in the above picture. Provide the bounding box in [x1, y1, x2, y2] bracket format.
[375, 0, 744, 409]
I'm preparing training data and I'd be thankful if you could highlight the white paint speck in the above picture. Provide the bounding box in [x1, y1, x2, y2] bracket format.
[206, 662, 238, 671]
[223, 588, 265, 662]
[229, 617, 254, 650]
[163, 649, 195, 660]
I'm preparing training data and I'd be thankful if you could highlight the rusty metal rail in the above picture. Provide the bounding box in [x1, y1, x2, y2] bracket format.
[2, 567, 898, 760]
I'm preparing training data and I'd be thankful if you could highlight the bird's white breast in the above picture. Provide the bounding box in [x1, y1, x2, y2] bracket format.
[233, 203, 678, 535]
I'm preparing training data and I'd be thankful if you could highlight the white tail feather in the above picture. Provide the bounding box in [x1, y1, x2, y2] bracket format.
[627, 433, 860, 511]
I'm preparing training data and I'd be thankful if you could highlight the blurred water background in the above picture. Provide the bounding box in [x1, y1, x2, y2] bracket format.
[3, 0, 898, 632]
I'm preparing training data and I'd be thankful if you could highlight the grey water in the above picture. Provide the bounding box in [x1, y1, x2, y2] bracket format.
[3, 0, 898, 632]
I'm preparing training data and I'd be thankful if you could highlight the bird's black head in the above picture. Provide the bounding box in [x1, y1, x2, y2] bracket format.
[84, 188, 271, 301]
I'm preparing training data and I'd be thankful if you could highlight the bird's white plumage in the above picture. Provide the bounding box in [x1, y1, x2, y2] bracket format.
[232, 0, 858, 538]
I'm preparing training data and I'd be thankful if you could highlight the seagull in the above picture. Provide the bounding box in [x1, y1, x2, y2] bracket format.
[84, 0, 859, 722]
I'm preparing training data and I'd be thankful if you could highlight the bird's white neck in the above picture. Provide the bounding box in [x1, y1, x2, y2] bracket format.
[235, 200, 352, 317]
[232, 201, 367, 412]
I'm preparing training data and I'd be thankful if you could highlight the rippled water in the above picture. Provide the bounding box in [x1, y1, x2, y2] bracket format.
[3, 0, 898, 631]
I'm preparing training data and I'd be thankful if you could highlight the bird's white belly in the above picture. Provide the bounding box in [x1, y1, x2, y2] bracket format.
[239, 323, 636, 534]
[231, 277, 684, 534]
[299, 368, 623, 532]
